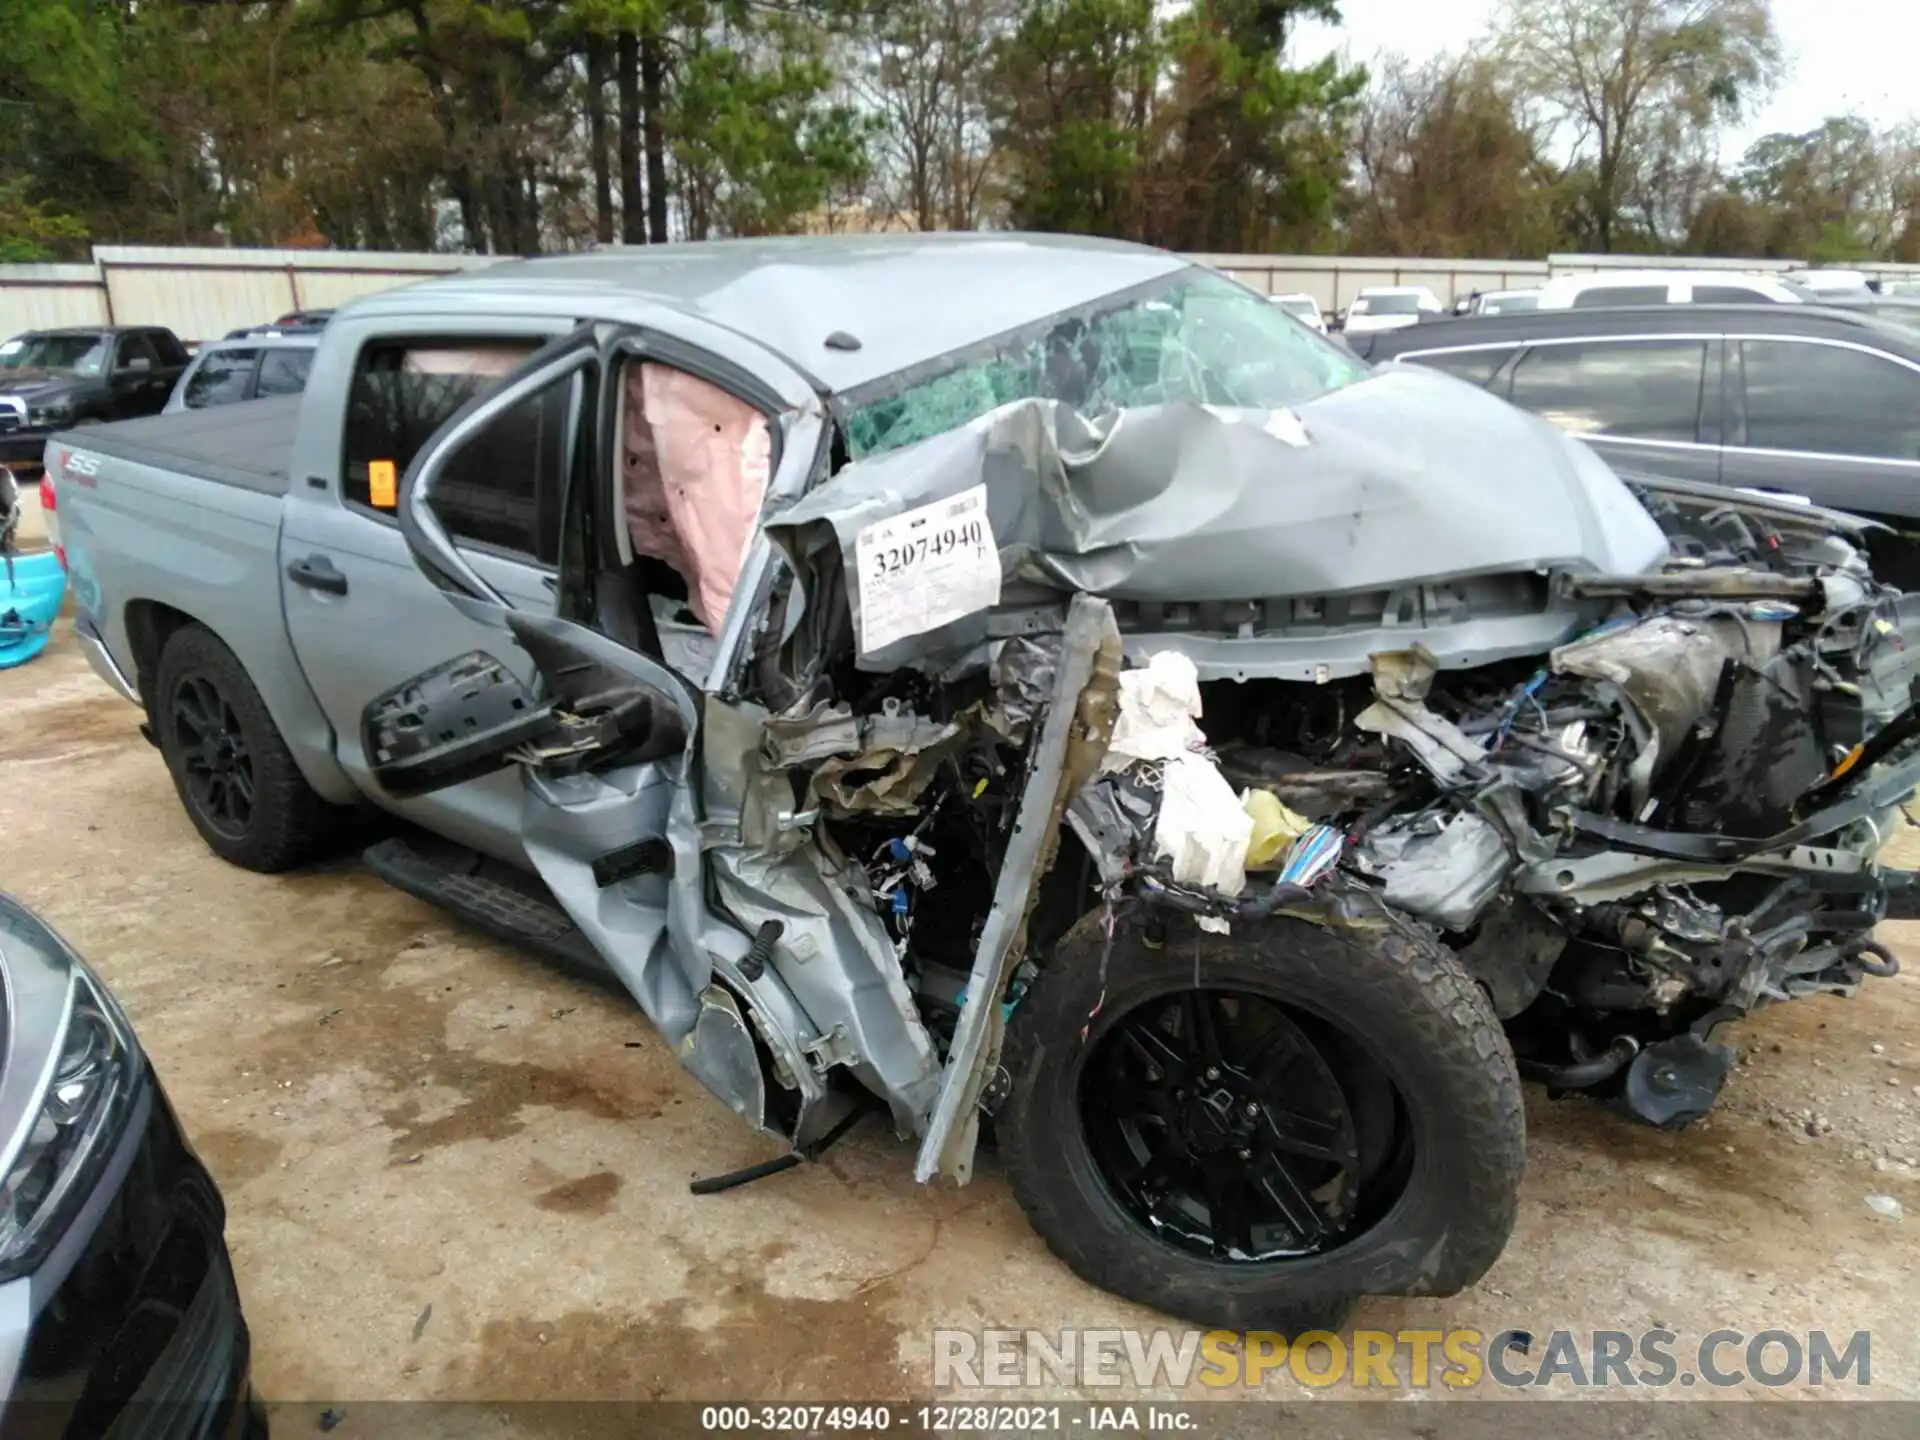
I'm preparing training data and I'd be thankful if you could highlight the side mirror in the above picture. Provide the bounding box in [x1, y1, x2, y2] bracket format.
[120, 356, 152, 375]
[362, 651, 557, 799]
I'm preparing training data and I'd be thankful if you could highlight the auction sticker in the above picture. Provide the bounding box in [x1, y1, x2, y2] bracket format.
[854, 484, 1002, 655]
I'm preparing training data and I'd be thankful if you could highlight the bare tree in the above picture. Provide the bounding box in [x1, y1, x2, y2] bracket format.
[855, 0, 1006, 230]
[1494, 0, 1780, 251]
[1349, 54, 1562, 257]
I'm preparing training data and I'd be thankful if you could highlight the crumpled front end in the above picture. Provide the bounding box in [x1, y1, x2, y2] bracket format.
[721, 384, 1917, 1178]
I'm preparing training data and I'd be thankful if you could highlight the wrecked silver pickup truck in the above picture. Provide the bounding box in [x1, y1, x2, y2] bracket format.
[55, 237, 1919, 1330]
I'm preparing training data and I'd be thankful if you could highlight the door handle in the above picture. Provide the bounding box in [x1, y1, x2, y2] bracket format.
[286, 553, 349, 596]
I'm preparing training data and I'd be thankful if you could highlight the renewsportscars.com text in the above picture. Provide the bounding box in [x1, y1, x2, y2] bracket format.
[932, 1327, 1872, 1391]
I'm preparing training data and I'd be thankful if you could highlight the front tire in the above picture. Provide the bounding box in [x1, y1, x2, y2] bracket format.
[154, 623, 345, 872]
[997, 907, 1524, 1331]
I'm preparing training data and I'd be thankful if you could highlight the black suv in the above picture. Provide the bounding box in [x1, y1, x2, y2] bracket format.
[0, 327, 190, 471]
[1349, 303, 1920, 577]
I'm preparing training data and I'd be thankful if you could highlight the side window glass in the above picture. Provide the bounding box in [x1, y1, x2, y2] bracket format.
[1693, 285, 1771, 304]
[184, 349, 259, 408]
[1571, 285, 1669, 308]
[342, 338, 560, 562]
[1738, 341, 1920, 460]
[1508, 340, 1707, 441]
[115, 332, 160, 370]
[1406, 349, 1511, 386]
[256, 348, 313, 397]
[150, 332, 189, 366]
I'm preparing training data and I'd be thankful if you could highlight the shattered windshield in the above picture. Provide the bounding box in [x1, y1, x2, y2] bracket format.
[840, 269, 1369, 458]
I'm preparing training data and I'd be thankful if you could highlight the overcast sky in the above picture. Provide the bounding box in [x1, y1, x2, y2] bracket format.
[1291, 0, 1918, 159]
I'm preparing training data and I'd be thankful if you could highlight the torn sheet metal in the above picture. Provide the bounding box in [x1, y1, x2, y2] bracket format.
[766, 374, 1667, 670]
[1552, 615, 1773, 763]
[1066, 771, 1160, 883]
[760, 695, 965, 818]
[1354, 648, 1489, 787]
[917, 593, 1123, 1183]
[761, 699, 863, 767]
[809, 719, 965, 817]
[984, 637, 1057, 742]
[710, 844, 942, 1135]
[1355, 700, 1487, 786]
[1377, 813, 1514, 931]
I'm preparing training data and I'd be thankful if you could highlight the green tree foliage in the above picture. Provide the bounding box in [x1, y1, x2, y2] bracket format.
[4, 0, 1920, 264]
[988, 0, 1363, 249]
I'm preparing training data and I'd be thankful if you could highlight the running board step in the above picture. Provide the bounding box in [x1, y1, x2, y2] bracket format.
[363, 835, 613, 986]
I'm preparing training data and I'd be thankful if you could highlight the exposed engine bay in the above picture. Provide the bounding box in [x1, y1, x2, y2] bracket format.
[736, 398, 1920, 1164]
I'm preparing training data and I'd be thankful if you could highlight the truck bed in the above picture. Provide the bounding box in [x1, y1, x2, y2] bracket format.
[62, 396, 300, 497]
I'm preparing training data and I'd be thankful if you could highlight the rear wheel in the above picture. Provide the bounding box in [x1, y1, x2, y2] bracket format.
[997, 909, 1524, 1332]
[155, 623, 346, 872]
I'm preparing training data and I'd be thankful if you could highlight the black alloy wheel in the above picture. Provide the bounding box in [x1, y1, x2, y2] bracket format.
[170, 671, 255, 838]
[1084, 988, 1369, 1263]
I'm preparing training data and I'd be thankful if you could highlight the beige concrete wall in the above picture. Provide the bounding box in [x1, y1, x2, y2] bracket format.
[9, 243, 1920, 344]
[0, 248, 495, 346]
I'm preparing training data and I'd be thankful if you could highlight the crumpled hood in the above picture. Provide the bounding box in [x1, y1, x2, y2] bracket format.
[772, 367, 1667, 657]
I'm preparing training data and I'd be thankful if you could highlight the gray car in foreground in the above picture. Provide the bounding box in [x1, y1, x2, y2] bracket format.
[0, 893, 263, 1435]
[43, 234, 1920, 1329]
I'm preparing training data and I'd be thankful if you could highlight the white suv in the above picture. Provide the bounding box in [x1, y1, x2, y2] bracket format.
[1536, 269, 1812, 310]
[1340, 285, 1445, 334]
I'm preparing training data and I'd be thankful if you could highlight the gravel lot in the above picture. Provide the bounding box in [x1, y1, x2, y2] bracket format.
[5, 622, 1920, 1414]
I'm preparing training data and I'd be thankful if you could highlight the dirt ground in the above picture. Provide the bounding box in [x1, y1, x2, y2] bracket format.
[6, 625, 1920, 1412]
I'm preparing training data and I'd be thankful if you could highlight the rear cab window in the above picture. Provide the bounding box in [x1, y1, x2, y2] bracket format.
[149, 331, 189, 367]
[114, 332, 161, 371]
[341, 337, 562, 565]
[184, 348, 260, 408]
[256, 348, 314, 397]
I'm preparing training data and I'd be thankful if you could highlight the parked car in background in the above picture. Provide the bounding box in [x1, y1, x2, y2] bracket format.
[1807, 292, 1920, 336]
[166, 334, 320, 413]
[1350, 302, 1920, 583]
[0, 892, 265, 1436]
[1269, 292, 1328, 332]
[0, 327, 188, 472]
[1463, 288, 1540, 315]
[222, 309, 334, 342]
[1338, 284, 1443, 333]
[1535, 269, 1813, 310]
[1794, 268, 1875, 298]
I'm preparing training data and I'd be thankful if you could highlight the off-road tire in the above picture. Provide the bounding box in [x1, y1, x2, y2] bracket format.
[997, 908, 1525, 1332]
[155, 623, 345, 872]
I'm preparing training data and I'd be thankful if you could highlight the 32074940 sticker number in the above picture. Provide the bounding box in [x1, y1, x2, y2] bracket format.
[853, 484, 1002, 655]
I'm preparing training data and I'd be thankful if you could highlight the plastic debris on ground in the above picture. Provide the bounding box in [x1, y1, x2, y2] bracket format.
[0, 554, 64, 668]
